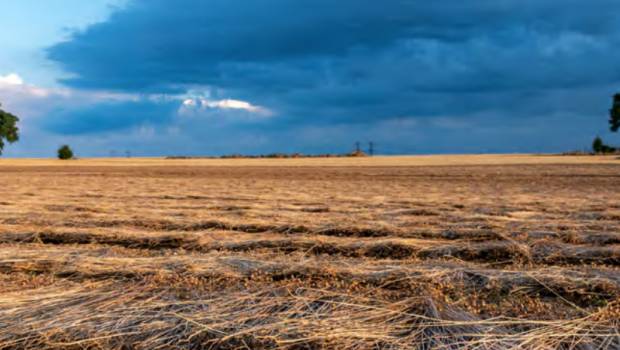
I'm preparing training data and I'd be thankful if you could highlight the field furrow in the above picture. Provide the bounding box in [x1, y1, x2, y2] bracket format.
[0, 157, 619, 349]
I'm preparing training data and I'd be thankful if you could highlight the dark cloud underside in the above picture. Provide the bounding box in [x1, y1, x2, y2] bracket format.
[39, 0, 620, 153]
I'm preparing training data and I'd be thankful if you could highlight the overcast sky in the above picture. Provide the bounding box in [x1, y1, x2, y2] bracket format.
[1, 0, 618, 157]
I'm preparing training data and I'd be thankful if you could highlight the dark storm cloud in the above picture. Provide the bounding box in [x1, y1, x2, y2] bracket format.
[41, 0, 620, 151]
[47, 1, 620, 85]
[43, 99, 179, 134]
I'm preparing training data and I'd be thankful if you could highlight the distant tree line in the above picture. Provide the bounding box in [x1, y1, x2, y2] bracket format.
[168, 151, 368, 160]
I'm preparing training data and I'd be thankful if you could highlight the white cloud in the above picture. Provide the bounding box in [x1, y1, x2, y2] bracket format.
[0, 73, 24, 86]
[179, 97, 273, 116]
[0, 73, 143, 124]
[182, 98, 197, 107]
[1, 72, 142, 102]
[0, 74, 62, 119]
[205, 99, 271, 115]
[1, 74, 271, 123]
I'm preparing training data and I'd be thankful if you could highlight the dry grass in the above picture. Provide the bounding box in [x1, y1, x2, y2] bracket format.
[1, 154, 620, 167]
[0, 155, 618, 349]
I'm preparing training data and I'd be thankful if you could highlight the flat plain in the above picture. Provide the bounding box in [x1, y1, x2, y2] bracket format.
[0, 155, 619, 349]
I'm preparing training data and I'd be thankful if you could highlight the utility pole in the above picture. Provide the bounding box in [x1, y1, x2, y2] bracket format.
[355, 141, 361, 153]
[368, 141, 374, 156]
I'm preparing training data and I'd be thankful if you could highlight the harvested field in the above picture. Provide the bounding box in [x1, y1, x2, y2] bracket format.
[0, 155, 619, 349]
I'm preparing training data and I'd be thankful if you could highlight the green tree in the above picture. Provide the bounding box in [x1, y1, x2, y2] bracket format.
[0, 104, 19, 155]
[57, 145, 74, 160]
[611, 93, 620, 132]
[592, 136, 604, 154]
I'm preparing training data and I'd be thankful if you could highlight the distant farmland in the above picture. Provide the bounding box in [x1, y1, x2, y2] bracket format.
[0, 155, 618, 349]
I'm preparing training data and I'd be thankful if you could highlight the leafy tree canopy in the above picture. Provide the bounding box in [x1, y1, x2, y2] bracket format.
[0, 104, 20, 155]
[593, 136, 604, 153]
[611, 93, 620, 132]
[57, 145, 74, 160]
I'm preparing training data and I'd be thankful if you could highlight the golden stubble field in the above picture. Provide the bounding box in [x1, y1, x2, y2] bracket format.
[0, 155, 619, 349]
